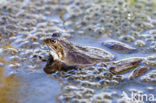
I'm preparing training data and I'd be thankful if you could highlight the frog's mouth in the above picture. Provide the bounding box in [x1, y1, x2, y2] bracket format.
[48, 46, 59, 60]
[44, 39, 59, 60]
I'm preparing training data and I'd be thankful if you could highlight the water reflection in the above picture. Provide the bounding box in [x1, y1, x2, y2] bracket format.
[0, 68, 21, 103]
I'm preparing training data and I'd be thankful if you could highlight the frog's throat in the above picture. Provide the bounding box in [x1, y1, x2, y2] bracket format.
[48, 46, 59, 60]
[58, 51, 64, 60]
[49, 46, 65, 60]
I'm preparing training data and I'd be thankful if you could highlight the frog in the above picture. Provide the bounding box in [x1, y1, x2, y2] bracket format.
[43, 33, 152, 81]
[43, 33, 115, 74]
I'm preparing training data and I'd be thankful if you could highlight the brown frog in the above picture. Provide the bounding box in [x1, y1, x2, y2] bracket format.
[43, 33, 115, 74]
[43, 33, 151, 80]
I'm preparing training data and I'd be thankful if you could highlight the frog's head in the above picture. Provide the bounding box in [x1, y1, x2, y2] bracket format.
[44, 32, 73, 60]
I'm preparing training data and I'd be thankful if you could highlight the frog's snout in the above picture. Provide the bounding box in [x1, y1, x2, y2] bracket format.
[44, 38, 57, 44]
[44, 38, 51, 44]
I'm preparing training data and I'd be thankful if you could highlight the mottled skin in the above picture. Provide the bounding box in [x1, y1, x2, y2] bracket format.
[43, 33, 114, 73]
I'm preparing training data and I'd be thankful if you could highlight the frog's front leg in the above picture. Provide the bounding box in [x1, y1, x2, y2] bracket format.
[44, 59, 78, 74]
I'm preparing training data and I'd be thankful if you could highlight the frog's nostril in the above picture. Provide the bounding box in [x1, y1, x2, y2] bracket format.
[44, 39, 51, 43]
[54, 46, 57, 49]
[44, 39, 48, 43]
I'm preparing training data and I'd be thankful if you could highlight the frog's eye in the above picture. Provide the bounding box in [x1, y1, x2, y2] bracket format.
[50, 39, 56, 43]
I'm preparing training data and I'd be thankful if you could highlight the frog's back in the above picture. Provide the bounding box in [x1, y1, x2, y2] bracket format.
[75, 45, 115, 61]
[64, 46, 115, 67]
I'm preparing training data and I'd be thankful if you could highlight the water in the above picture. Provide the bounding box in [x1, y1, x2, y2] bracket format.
[0, 0, 156, 103]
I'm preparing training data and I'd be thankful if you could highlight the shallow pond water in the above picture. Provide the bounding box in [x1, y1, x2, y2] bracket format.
[0, 0, 156, 103]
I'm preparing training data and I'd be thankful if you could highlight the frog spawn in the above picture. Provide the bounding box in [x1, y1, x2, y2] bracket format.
[141, 70, 156, 85]
[0, 0, 74, 102]
[0, 0, 156, 103]
[0, 0, 72, 73]
[139, 55, 156, 84]
[65, 0, 156, 53]
[53, 63, 123, 102]
[44, 35, 156, 102]
[49, 55, 155, 103]
[43, 37, 155, 102]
